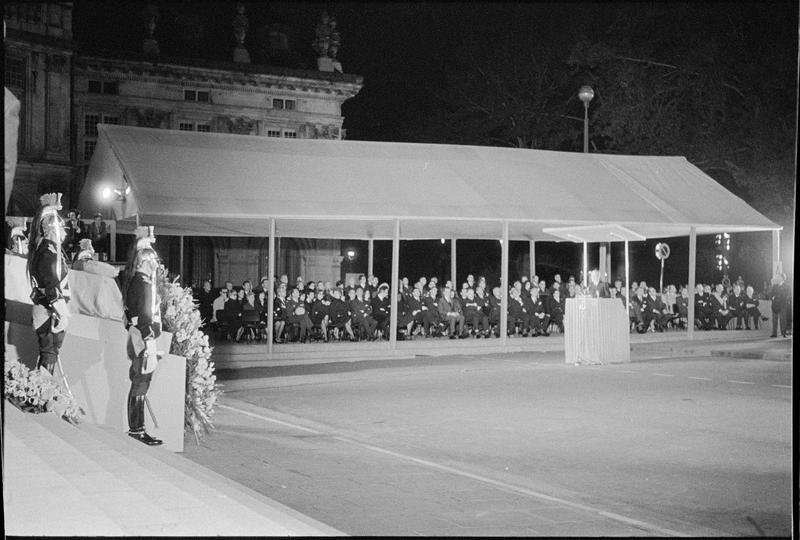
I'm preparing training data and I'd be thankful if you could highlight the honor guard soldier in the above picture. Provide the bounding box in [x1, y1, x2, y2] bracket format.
[121, 226, 163, 445]
[27, 193, 71, 374]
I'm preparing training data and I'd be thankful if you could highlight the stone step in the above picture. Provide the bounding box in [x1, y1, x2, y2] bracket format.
[3, 404, 342, 536]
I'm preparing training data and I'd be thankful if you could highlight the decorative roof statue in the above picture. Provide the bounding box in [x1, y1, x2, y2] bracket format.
[313, 12, 343, 73]
[141, 3, 160, 59]
[232, 2, 251, 63]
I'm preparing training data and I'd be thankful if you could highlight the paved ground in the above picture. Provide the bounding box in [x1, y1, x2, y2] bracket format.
[183, 345, 793, 537]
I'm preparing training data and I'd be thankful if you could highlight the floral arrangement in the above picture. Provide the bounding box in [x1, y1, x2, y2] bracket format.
[4, 359, 85, 424]
[156, 266, 222, 443]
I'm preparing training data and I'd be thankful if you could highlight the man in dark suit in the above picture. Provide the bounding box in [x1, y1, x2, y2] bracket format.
[371, 283, 391, 338]
[694, 284, 713, 330]
[529, 287, 551, 336]
[642, 287, 667, 332]
[546, 289, 565, 333]
[586, 268, 611, 298]
[88, 212, 109, 259]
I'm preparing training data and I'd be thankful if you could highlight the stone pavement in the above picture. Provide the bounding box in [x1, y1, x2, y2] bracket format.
[3, 403, 342, 536]
[5, 330, 790, 537]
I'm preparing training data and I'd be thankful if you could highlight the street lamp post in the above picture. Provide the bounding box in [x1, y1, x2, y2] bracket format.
[578, 85, 602, 283]
[578, 85, 594, 154]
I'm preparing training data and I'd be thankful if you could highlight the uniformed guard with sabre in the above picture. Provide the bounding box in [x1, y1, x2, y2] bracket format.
[27, 192, 71, 375]
[122, 225, 163, 446]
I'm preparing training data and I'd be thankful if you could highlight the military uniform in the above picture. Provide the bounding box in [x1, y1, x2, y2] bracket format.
[124, 270, 162, 444]
[30, 238, 71, 373]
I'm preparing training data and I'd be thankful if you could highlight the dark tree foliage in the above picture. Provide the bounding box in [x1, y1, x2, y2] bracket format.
[402, 3, 796, 229]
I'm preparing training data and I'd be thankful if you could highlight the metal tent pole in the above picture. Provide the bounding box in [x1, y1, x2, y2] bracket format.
[688, 226, 697, 340]
[389, 220, 400, 349]
[179, 235, 184, 285]
[451, 238, 457, 287]
[772, 229, 781, 277]
[625, 239, 630, 322]
[583, 242, 588, 288]
[368, 238, 374, 277]
[268, 218, 276, 354]
[500, 222, 509, 346]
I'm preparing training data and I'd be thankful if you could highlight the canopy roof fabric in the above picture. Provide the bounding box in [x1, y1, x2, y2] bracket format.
[79, 124, 779, 240]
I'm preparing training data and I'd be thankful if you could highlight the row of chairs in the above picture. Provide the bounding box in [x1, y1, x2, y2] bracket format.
[211, 313, 565, 344]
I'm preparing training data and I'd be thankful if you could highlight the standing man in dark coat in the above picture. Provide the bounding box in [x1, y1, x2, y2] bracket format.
[63, 209, 85, 262]
[121, 226, 163, 445]
[88, 212, 109, 259]
[769, 274, 790, 338]
[27, 193, 71, 374]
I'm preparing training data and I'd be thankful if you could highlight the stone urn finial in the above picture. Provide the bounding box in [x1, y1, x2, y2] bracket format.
[141, 3, 160, 58]
[232, 2, 250, 63]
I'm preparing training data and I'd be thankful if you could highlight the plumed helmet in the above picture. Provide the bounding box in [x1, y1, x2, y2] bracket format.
[134, 225, 156, 251]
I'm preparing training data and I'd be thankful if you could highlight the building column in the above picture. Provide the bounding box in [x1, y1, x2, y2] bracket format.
[267, 218, 276, 354]
[500, 222, 509, 346]
[688, 227, 697, 341]
[529, 240, 536, 279]
[389, 220, 400, 349]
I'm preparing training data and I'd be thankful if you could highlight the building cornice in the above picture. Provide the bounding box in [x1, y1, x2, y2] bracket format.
[5, 28, 75, 52]
[73, 52, 363, 98]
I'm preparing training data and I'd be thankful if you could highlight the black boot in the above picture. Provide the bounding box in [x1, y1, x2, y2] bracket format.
[127, 394, 162, 446]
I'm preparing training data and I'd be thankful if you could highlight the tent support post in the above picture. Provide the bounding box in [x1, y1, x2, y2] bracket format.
[688, 226, 697, 341]
[275, 237, 281, 276]
[389, 220, 400, 350]
[624, 239, 630, 325]
[500, 222, 509, 346]
[368, 238, 374, 277]
[582, 242, 588, 288]
[109, 220, 117, 262]
[268, 218, 276, 355]
[529, 240, 536, 279]
[451, 238, 457, 286]
[599, 243, 607, 282]
[179, 235, 184, 285]
[772, 230, 781, 277]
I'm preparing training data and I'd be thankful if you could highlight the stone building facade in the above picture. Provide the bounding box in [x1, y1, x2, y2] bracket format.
[4, 2, 363, 286]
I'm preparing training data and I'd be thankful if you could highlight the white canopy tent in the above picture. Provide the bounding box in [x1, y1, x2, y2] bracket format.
[79, 125, 781, 351]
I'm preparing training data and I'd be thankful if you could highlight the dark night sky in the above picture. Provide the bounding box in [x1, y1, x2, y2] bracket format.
[72, 2, 798, 289]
